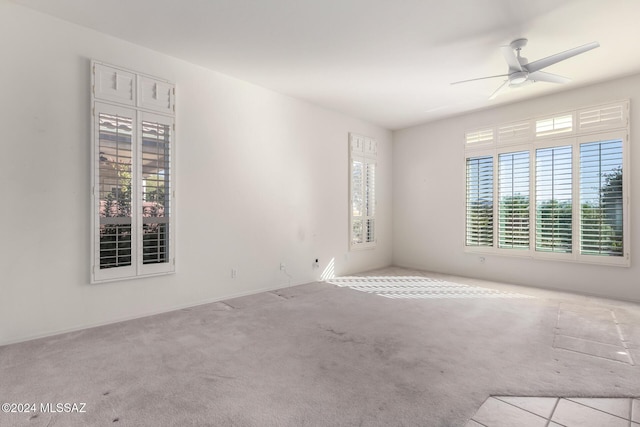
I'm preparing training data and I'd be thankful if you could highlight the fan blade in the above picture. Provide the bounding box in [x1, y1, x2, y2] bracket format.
[529, 71, 571, 84]
[489, 79, 509, 100]
[526, 41, 600, 73]
[450, 74, 509, 85]
[501, 45, 522, 72]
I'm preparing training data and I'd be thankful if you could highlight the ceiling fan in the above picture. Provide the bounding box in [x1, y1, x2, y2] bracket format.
[451, 38, 600, 99]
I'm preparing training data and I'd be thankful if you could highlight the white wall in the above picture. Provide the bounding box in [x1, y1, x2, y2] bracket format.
[393, 73, 640, 302]
[0, 1, 392, 345]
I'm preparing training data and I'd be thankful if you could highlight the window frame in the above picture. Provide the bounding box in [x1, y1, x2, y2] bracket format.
[463, 100, 630, 267]
[91, 61, 176, 283]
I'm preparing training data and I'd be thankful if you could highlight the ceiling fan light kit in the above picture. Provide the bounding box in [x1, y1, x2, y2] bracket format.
[451, 38, 600, 99]
[509, 71, 529, 85]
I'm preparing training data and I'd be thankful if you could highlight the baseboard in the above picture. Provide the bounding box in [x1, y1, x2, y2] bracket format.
[0, 280, 311, 347]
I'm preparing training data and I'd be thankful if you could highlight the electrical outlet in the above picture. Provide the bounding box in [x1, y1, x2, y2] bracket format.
[479, 257, 486, 263]
[231, 268, 237, 278]
[280, 263, 286, 271]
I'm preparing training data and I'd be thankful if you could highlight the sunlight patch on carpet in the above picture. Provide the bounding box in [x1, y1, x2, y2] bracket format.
[326, 276, 532, 299]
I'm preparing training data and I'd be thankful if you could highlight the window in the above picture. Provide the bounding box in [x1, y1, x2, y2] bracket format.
[91, 61, 175, 282]
[498, 151, 529, 249]
[464, 100, 629, 266]
[466, 156, 493, 247]
[579, 138, 623, 256]
[536, 114, 573, 137]
[350, 133, 376, 249]
[535, 146, 572, 253]
[465, 128, 494, 146]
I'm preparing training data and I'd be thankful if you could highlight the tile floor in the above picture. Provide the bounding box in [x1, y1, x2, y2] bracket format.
[466, 396, 640, 426]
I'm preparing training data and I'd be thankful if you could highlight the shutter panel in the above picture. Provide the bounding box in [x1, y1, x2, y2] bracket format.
[94, 103, 137, 281]
[351, 159, 364, 245]
[466, 156, 493, 247]
[139, 76, 174, 113]
[498, 121, 531, 145]
[498, 151, 530, 249]
[94, 64, 136, 105]
[140, 113, 173, 273]
[536, 114, 573, 137]
[579, 139, 623, 256]
[578, 103, 627, 132]
[465, 128, 494, 146]
[364, 137, 377, 157]
[535, 146, 572, 253]
[364, 162, 376, 243]
[349, 133, 376, 248]
[350, 134, 364, 154]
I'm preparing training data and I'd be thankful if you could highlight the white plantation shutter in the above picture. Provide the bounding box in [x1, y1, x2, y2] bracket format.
[536, 114, 573, 137]
[139, 112, 173, 275]
[466, 156, 493, 247]
[498, 121, 531, 145]
[94, 64, 136, 105]
[94, 103, 137, 281]
[351, 159, 364, 244]
[139, 76, 175, 114]
[364, 162, 376, 243]
[465, 128, 494, 146]
[535, 146, 573, 253]
[350, 133, 376, 248]
[579, 138, 624, 257]
[464, 100, 629, 266]
[498, 151, 530, 249]
[92, 61, 175, 283]
[578, 103, 627, 132]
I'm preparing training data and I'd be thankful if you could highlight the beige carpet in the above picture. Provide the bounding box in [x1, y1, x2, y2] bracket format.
[1, 267, 640, 426]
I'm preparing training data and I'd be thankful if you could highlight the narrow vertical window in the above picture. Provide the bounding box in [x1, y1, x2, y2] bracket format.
[98, 110, 134, 270]
[579, 139, 623, 256]
[350, 133, 376, 249]
[535, 146, 572, 253]
[466, 156, 493, 247]
[364, 161, 376, 243]
[351, 158, 364, 244]
[141, 115, 172, 266]
[498, 151, 530, 249]
[92, 62, 175, 282]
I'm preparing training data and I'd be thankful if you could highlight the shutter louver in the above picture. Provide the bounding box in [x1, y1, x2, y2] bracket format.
[466, 156, 494, 247]
[579, 139, 623, 256]
[535, 146, 572, 253]
[498, 151, 530, 249]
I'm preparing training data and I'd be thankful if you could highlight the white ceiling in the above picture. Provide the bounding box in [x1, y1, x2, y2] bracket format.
[12, 0, 640, 130]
